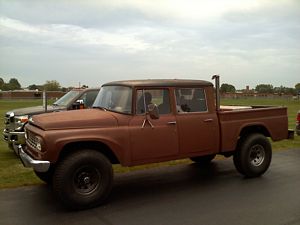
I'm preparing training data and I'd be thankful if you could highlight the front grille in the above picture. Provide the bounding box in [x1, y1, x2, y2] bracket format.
[26, 130, 38, 149]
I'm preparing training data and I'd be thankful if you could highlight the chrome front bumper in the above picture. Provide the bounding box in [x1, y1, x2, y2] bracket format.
[3, 129, 26, 145]
[18, 145, 50, 172]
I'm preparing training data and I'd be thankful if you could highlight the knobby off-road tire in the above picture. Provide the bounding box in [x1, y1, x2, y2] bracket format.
[190, 154, 216, 165]
[233, 133, 272, 178]
[53, 149, 113, 210]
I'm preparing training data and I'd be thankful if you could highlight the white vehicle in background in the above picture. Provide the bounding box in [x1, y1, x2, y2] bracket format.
[3, 88, 100, 154]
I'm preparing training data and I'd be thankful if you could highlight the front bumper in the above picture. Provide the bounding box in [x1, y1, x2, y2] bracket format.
[3, 129, 26, 145]
[18, 145, 50, 172]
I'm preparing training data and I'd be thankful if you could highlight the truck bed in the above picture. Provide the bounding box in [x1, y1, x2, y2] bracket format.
[218, 105, 289, 152]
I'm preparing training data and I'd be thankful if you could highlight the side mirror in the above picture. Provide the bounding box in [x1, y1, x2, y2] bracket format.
[148, 104, 159, 119]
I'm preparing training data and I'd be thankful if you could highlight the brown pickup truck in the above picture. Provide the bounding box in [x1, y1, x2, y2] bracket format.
[19, 76, 293, 209]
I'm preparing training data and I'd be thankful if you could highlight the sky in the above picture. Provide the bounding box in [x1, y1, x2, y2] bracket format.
[0, 0, 299, 89]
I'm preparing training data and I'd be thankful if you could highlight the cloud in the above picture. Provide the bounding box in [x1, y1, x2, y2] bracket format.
[0, 16, 152, 52]
[0, 0, 299, 89]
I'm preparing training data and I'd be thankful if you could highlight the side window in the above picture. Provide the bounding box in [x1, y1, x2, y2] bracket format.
[136, 89, 171, 115]
[175, 88, 207, 113]
[81, 90, 99, 108]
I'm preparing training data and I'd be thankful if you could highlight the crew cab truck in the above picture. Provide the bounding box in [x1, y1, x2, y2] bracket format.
[3, 88, 99, 154]
[19, 76, 293, 210]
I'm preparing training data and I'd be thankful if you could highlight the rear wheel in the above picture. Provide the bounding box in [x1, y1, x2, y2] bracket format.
[233, 133, 272, 178]
[53, 149, 113, 210]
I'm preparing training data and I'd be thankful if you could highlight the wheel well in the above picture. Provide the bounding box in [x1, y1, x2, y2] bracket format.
[59, 141, 120, 164]
[238, 125, 271, 148]
[239, 125, 270, 139]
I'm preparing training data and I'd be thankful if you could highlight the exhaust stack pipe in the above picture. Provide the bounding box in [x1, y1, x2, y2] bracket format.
[212, 74, 220, 111]
[43, 91, 48, 112]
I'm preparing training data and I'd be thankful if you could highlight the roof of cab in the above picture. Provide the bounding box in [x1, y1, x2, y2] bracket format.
[71, 88, 100, 91]
[103, 79, 213, 87]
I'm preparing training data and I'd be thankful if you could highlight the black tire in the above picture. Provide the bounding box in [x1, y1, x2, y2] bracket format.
[53, 149, 113, 210]
[34, 166, 54, 184]
[190, 154, 216, 164]
[233, 133, 272, 178]
[233, 137, 246, 175]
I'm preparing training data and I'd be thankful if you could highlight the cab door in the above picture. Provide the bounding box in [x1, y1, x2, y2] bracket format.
[175, 87, 219, 155]
[129, 88, 179, 163]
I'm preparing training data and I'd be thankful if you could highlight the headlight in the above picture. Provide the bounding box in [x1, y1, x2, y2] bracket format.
[14, 115, 29, 130]
[36, 137, 42, 151]
[26, 129, 44, 152]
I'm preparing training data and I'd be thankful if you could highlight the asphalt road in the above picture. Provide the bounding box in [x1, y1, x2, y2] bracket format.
[1, 149, 300, 225]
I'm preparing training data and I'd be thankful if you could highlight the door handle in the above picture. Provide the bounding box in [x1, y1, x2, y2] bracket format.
[204, 118, 213, 122]
[167, 121, 177, 125]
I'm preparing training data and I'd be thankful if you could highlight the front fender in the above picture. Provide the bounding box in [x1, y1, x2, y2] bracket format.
[43, 128, 130, 164]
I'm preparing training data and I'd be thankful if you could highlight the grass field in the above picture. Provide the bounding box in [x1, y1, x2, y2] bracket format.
[0, 98, 299, 188]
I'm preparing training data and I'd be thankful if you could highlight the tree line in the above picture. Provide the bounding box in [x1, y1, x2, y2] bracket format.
[1, 77, 299, 94]
[221, 83, 300, 95]
[0, 78, 21, 91]
[0, 78, 87, 92]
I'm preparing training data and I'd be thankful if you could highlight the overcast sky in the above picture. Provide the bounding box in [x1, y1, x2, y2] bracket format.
[0, 0, 299, 89]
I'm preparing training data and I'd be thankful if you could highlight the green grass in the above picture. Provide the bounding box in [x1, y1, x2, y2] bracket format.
[0, 98, 299, 189]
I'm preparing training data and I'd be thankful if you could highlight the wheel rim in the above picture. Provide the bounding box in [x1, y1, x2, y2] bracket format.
[249, 144, 265, 167]
[73, 166, 101, 195]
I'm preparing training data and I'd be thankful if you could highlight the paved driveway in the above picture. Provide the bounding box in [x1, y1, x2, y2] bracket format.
[1, 149, 300, 225]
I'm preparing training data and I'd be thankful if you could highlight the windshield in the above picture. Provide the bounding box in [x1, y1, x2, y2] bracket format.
[53, 90, 81, 106]
[93, 86, 132, 114]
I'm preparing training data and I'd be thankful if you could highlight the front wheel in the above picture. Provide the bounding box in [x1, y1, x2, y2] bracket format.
[53, 149, 113, 210]
[233, 133, 272, 178]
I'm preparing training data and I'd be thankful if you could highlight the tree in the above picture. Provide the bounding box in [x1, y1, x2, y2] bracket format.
[61, 87, 67, 92]
[274, 86, 296, 95]
[220, 83, 236, 93]
[28, 84, 38, 90]
[0, 78, 4, 90]
[255, 84, 273, 94]
[43, 80, 61, 91]
[8, 78, 21, 90]
[295, 83, 300, 91]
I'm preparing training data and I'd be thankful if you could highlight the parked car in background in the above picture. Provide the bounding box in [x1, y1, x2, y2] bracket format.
[296, 110, 300, 135]
[3, 88, 100, 154]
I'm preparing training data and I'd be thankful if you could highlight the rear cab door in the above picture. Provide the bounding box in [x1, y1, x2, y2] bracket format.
[175, 85, 220, 156]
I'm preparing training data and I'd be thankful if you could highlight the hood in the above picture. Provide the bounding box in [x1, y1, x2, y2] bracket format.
[7, 105, 66, 116]
[30, 109, 118, 130]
